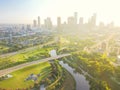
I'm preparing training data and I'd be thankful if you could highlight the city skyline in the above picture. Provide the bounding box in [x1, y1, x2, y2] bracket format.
[0, 0, 120, 26]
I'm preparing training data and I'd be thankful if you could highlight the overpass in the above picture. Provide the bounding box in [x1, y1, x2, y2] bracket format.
[0, 54, 70, 77]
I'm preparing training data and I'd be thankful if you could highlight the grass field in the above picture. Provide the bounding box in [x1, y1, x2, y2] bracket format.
[0, 45, 9, 54]
[0, 62, 51, 89]
[0, 47, 52, 69]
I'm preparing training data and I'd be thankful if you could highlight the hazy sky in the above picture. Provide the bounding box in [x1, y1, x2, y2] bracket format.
[0, 0, 120, 25]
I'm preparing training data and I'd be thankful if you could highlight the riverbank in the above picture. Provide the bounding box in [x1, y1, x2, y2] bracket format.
[59, 60, 90, 90]
[60, 69, 76, 90]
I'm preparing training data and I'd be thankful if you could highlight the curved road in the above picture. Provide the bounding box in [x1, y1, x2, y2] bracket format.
[0, 54, 70, 77]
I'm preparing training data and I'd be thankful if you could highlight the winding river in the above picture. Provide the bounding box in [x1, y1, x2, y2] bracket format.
[59, 61, 90, 90]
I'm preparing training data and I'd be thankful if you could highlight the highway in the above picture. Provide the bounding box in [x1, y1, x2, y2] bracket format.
[0, 33, 116, 77]
[0, 53, 70, 77]
[0, 41, 54, 57]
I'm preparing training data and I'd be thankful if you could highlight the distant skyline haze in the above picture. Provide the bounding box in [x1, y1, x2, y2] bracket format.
[0, 0, 120, 26]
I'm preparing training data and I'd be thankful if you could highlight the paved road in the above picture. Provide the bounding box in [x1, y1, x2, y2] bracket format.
[0, 41, 54, 57]
[90, 33, 115, 49]
[0, 54, 70, 77]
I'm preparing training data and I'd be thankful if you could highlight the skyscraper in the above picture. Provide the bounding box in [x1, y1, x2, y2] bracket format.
[44, 17, 52, 29]
[47, 17, 52, 29]
[67, 17, 74, 25]
[79, 17, 84, 25]
[91, 13, 96, 26]
[38, 16, 40, 27]
[44, 19, 47, 28]
[87, 13, 97, 29]
[74, 12, 78, 24]
[57, 17, 61, 27]
[33, 20, 37, 27]
[27, 24, 31, 30]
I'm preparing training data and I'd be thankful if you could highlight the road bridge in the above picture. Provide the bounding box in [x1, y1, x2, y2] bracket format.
[0, 54, 70, 77]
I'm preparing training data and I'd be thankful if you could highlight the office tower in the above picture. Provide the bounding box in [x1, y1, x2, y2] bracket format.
[33, 20, 37, 27]
[57, 17, 61, 27]
[21, 25, 25, 30]
[74, 12, 78, 24]
[67, 17, 74, 25]
[47, 17, 52, 29]
[27, 24, 31, 30]
[44, 19, 47, 28]
[91, 13, 96, 26]
[87, 13, 96, 29]
[38, 16, 40, 27]
[44, 17, 52, 29]
[79, 17, 84, 25]
[62, 21, 67, 29]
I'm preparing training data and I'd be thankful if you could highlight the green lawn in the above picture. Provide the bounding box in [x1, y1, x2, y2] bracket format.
[0, 47, 52, 69]
[0, 62, 51, 89]
[0, 45, 9, 54]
